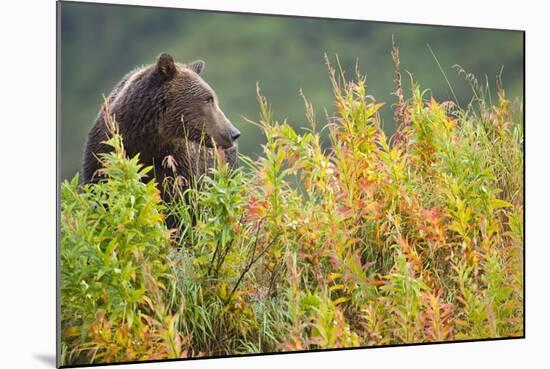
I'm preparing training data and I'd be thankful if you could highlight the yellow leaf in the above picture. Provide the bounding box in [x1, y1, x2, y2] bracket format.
[332, 296, 350, 306]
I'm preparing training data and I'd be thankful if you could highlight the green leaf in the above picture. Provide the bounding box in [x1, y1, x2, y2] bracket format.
[490, 198, 512, 209]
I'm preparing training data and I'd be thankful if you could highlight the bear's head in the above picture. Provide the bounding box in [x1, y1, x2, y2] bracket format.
[154, 53, 240, 150]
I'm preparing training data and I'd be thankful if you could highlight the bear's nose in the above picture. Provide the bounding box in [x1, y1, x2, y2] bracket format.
[231, 128, 241, 141]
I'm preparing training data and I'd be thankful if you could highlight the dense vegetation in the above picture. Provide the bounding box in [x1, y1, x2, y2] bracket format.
[60, 55, 523, 365]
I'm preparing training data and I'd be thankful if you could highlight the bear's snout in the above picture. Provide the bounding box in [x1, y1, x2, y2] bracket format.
[230, 126, 241, 142]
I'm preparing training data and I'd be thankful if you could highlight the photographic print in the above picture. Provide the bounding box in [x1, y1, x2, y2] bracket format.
[57, 1, 524, 366]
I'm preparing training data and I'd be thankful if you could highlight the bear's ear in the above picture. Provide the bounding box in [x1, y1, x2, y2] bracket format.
[188, 59, 205, 75]
[156, 53, 176, 80]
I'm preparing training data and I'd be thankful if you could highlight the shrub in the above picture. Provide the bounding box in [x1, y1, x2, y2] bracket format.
[60, 53, 523, 365]
[60, 107, 188, 364]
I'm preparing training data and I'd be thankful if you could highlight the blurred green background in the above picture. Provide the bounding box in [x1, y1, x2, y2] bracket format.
[59, 1, 523, 180]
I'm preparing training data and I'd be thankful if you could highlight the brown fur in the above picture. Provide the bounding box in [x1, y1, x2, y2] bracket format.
[81, 53, 240, 196]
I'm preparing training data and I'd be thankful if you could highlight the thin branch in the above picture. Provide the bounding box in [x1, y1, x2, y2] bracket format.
[224, 231, 280, 306]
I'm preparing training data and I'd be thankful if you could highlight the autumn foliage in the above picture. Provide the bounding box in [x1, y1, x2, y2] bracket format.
[60, 55, 523, 365]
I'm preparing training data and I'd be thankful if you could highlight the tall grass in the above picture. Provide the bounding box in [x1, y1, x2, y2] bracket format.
[60, 54, 523, 365]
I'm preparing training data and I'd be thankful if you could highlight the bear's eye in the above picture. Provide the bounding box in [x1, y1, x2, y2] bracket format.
[205, 96, 214, 104]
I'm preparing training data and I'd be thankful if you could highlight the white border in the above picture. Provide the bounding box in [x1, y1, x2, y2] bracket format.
[1, 1, 547, 368]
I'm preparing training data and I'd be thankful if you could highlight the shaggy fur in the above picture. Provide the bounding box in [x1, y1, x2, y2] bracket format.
[81, 53, 240, 196]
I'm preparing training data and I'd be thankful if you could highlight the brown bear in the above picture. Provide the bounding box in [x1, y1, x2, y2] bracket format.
[81, 53, 240, 197]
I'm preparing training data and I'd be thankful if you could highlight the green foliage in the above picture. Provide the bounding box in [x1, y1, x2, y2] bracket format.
[60, 55, 523, 365]
[60, 111, 187, 364]
[59, 1, 524, 180]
